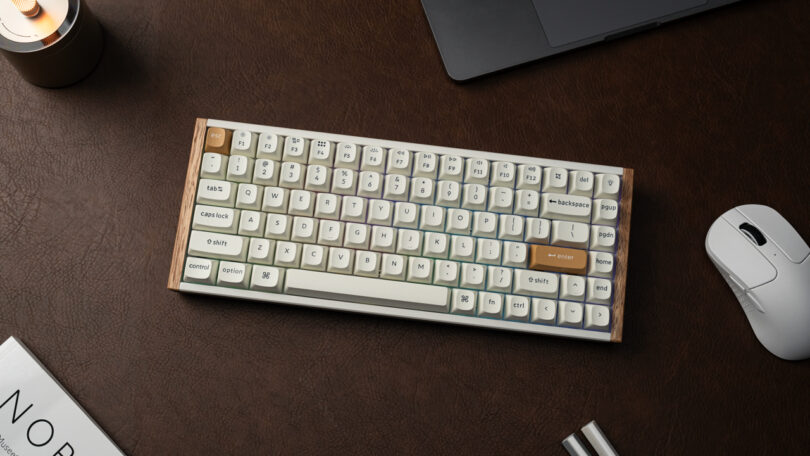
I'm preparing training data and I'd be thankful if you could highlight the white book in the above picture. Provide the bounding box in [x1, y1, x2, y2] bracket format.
[0, 337, 125, 456]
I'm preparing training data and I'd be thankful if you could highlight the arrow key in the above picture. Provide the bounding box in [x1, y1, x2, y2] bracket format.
[560, 274, 586, 301]
[585, 304, 611, 331]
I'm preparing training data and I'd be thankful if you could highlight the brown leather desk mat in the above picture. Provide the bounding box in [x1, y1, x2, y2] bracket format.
[0, 0, 807, 453]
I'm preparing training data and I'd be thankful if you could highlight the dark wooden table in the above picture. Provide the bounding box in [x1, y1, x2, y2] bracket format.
[1, 0, 808, 454]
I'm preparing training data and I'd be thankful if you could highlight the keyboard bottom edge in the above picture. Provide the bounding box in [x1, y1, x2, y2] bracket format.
[177, 282, 612, 342]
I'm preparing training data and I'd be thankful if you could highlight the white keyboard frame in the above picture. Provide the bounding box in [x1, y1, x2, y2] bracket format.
[168, 118, 634, 342]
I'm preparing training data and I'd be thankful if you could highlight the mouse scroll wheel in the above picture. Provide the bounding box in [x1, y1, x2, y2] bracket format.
[739, 223, 767, 246]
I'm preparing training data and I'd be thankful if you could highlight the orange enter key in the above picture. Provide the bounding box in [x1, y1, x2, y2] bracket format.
[529, 245, 587, 275]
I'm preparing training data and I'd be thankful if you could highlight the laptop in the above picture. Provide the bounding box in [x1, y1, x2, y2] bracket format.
[422, 0, 741, 81]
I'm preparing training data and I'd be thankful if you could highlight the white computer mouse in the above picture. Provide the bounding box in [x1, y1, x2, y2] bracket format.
[705, 204, 810, 361]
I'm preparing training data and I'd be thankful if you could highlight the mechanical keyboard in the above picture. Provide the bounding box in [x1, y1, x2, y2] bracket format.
[168, 119, 634, 342]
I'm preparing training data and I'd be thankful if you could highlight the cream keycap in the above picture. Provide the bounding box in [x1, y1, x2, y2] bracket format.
[558, 301, 583, 328]
[285, 269, 450, 312]
[301, 244, 327, 271]
[227, 155, 253, 182]
[591, 226, 617, 252]
[197, 179, 235, 207]
[588, 252, 614, 278]
[531, 299, 556, 324]
[513, 269, 558, 298]
[585, 304, 611, 330]
[594, 174, 621, 200]
[217, 261, 251, 288]
[478, 292, 503, 318]
[282, 136, 309, 163]
[238, 210, 264, 236]
[451, 289, 476, 315]
[550, 221, 590, 249]
[540, 193, 592, 223]
[505, 295, 530, 321]
[253, 159, 278, 186]
[592, 199, 619, 226]
[236, 183, 261, 210]
[188, 230, 247, 261]
[586, 278, 612, 305]
[201, 152, 228, 179]
[309, 139, 334, 166]
[542, 167, 568, 193]
[217, 261, 250, 287]
[192, 205, 238, 234]
[250, 265, 285, 292]
[361, 145, 386, 172]
[257, 133, 281, 160]
[184, 257, 218, 284]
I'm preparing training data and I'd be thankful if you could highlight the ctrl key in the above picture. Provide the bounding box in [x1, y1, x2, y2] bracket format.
[183, 257, 218, 284]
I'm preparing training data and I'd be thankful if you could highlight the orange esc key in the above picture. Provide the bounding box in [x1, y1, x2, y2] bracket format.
[529, 245, 588, 275]
[204, 127, 232, 154]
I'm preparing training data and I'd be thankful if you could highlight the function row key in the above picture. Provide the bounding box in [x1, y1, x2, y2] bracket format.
[205, 128, 622, 198]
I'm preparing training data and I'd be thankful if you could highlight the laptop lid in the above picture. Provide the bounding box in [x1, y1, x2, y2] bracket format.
[422, 0, 739, 81]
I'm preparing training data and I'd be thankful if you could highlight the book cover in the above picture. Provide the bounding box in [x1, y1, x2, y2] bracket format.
[0, 337, 125, 456]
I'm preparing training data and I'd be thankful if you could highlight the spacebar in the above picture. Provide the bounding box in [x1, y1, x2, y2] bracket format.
[284, 270, 450, 313]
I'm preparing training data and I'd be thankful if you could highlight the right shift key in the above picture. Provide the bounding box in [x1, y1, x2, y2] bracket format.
[528, 245, 587, 275]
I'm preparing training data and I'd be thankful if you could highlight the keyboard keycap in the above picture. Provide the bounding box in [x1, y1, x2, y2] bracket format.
[505, 295, 530, 321]
[592, 199, 619, 226]
[204, 127, 231, 154]
[188, 230, 247, 261]
[568, 170, 594, 197]
[516, 164, 542, 190]
[253, 159, 278, 186]
[217, 261, 251, 288]
[439, 155, 464, 181]
[251, 265, 284, 292]
[558, 301, 583, 328]
[192, 205, 238, 234]
[201, 152, 227, 179]
[283, 137, 309, 163]
[451, 289, 476, 315]
[550, 221, 590, 249]
[285, 269, 450, 312]
[309, 140, 334, 166]
[465, 158, 489, 184]
[361, 145, 386, 172]
[591, 226, 616, 252]
[586, 278, 612, 305]
[387, 149, 412, 175]
[230, 130, 256, 157]
[491, 162, 516, 187]
[542, 167, 568, 193]
[478, 292, 503, 318]
[585, 304, 611, 330]
[513, 269, 558, 298]
[197, 179, 235, 207]
[531, 298, 556, 324]
[588, 252, 614, 278]
[529, 245, 587, 275]
[257, 133, 281, 160]
[540, 194, 592, 223]
[594, 174, 621, 199]
[184, 257, 218, 284]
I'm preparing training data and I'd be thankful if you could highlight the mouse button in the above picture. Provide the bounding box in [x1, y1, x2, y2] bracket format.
[738, 205, 810, 263]
[707, 218, 777, 289]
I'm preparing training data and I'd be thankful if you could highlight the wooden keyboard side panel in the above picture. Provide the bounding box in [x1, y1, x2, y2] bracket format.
[610, 168, 634, 342]
[168, 118, 207, 290]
